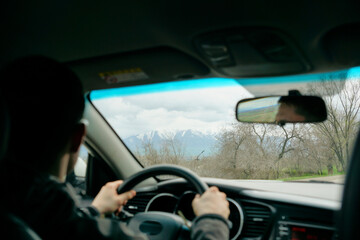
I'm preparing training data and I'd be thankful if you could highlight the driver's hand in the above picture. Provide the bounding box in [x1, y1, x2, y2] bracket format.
[91, 180, 136, 215]
[192, 186, 230, 219]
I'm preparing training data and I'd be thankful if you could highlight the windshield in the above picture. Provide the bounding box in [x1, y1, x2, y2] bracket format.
[90, 67, 360, 185]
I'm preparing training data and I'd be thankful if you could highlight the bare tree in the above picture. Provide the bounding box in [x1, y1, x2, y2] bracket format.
[276, 125, 303, 161]
[299, 125, 332, 175]
[308, 72, 360, 171]
[141, 138, 160, 166]
[216, 123, 253, 168]
[252, 124, 269, 157]
[160, 137, 185, 164]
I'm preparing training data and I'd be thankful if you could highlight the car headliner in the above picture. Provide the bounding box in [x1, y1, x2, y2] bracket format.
[1, 0, 360, 92]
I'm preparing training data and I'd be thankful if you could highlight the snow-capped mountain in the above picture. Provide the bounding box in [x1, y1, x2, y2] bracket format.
[124, 130, 218, 157]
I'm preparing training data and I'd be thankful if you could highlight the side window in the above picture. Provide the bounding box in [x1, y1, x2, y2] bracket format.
[74, 145, 89, 178]
[67, 145, 89, 194]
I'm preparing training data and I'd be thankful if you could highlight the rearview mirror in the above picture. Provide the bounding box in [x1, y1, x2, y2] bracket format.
[236, 95, 327, 125]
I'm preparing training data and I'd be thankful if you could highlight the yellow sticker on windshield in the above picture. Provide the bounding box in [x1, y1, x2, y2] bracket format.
[99, 68, 149, 84]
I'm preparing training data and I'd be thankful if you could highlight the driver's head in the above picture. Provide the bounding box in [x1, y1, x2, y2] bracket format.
[276, 102, 306, 123]
[1, 56, 85, 173]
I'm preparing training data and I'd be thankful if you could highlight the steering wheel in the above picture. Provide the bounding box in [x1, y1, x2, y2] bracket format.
[117, 164, 209, 239]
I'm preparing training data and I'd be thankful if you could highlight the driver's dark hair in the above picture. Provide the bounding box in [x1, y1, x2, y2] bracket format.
[0, 56, 85, 171]
[279, 96, 327, 122]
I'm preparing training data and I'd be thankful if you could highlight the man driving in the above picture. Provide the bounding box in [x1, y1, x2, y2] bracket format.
[0, 56, 230, 240]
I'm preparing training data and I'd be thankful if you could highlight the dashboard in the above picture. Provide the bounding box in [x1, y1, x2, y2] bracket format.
[123, 178, 340, 240]
[144, 191, 245, 239]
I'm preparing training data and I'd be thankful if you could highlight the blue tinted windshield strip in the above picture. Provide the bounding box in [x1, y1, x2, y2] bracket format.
[90, 67, 360, 100]
[90, 78, 239, 100]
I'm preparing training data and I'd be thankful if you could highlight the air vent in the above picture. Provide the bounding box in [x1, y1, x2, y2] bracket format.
[242, 202, 272, 239]
[123, 193, 157, 214]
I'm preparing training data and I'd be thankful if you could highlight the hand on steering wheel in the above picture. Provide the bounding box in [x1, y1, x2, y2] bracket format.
[117, 164, 209, 239]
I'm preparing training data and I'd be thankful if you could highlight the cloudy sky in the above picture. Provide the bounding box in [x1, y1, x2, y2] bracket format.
[91, 79, 252, 138]
[91, 66, 360, 139]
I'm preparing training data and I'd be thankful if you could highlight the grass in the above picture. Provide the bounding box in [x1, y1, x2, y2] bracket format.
[279, 173, 341, 181]
[279, 166, 345, 181]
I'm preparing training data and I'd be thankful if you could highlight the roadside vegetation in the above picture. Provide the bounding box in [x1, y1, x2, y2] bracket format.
[135, 71, 359, 180]
[279, 166, 345, 182]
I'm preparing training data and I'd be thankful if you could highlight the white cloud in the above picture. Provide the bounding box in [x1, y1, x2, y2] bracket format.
[92, 85, 252, 138]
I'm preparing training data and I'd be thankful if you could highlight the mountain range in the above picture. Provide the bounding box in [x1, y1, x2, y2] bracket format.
[123, 130, 218, 158]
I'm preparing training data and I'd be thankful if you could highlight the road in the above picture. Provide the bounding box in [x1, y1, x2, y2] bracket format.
[294, 175, 345, 184]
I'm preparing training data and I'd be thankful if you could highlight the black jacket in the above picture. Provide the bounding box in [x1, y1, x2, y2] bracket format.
[2, 167, 229, 240]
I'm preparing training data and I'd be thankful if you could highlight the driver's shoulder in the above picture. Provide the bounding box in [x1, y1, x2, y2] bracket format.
[8, 171, 77, 219]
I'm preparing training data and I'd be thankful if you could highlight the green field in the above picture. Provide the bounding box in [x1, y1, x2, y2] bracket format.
[279, 167, 345, 181]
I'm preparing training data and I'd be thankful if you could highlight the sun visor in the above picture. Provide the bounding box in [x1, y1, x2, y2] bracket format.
[67, 47, 210, 91]
[194, 28, 311, 77]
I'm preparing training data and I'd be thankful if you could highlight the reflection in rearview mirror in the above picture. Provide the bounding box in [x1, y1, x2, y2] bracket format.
[236, 96, 327, 125]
